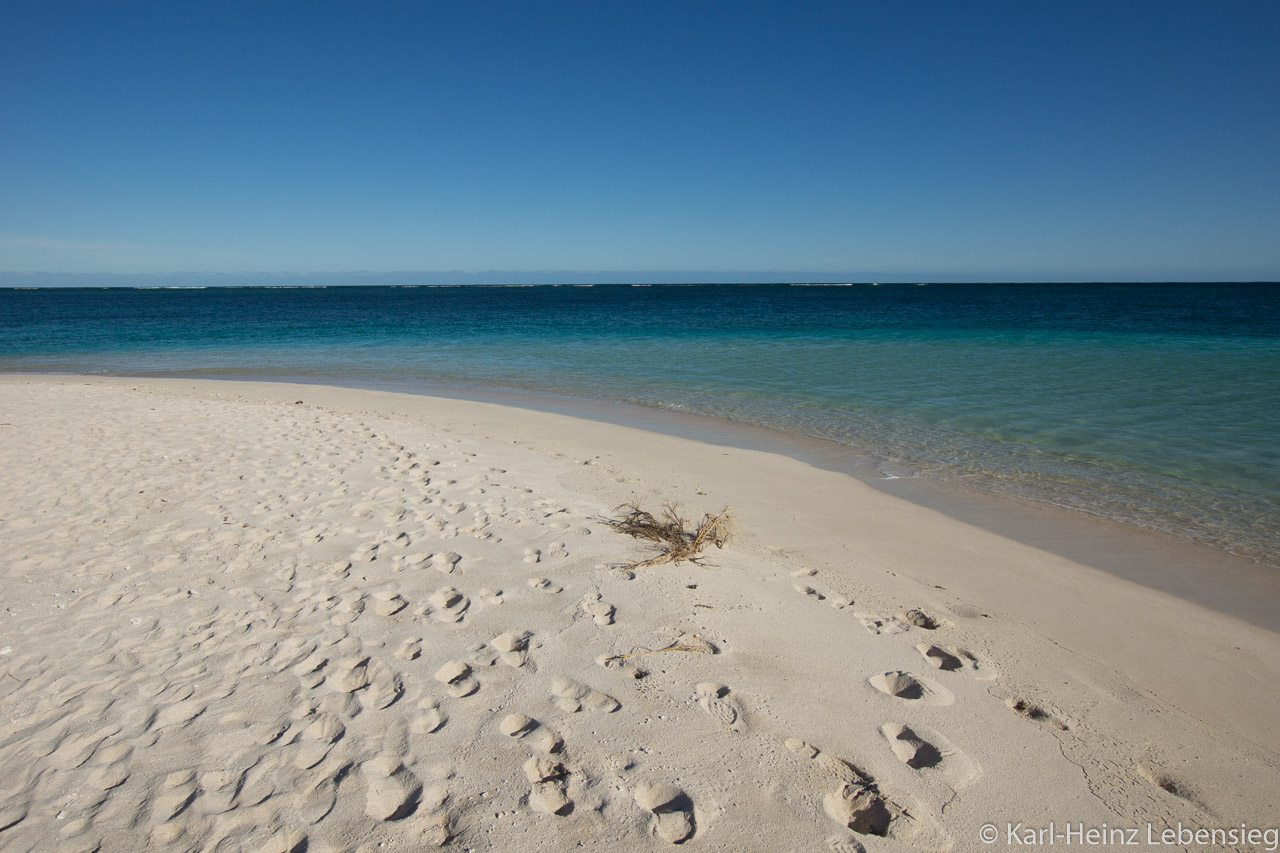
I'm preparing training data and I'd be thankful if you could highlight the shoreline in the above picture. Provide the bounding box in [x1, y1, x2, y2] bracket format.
[2, 375, 1278, 851]
[330, 375, 1280, 627]
[17, 369, 1279, 631]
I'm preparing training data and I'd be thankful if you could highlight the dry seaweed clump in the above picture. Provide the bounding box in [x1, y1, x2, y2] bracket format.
[606, 502, 734, 570]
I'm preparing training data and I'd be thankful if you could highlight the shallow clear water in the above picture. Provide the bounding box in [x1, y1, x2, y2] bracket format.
[3, 282, 1278, 563]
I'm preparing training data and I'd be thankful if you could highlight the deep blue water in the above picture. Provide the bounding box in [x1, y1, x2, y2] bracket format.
[3, 282, 1278, 563]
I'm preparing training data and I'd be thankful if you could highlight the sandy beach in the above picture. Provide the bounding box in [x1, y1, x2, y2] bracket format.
[1, 375, 1277, 853]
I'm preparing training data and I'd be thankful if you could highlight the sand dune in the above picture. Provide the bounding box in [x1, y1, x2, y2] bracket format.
[0, 377, 1276, 852]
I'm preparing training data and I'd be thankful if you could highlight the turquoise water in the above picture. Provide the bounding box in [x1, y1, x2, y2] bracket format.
[2, 282, 1278, 564]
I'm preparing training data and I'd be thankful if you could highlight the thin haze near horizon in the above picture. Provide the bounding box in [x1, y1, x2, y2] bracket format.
[3, 1, 1279, 285]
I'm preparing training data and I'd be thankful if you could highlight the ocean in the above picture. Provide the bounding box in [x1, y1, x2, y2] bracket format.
[2, 282, 1278, 565]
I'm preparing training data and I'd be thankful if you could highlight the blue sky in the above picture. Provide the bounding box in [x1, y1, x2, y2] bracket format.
[2, 1, 1278, 283]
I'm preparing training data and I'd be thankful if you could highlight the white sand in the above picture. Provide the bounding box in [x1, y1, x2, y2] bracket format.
[0, 376, 1276, 852]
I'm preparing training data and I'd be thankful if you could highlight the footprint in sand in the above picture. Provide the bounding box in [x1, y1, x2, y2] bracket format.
[246, 717, 291, 746]
[695, 682, 744, 732]
[580, 593, 616, 625]
[151, 769, 199, 822]
[198, 768, 244, 815]
[331, 594, 365, 626]
[880, 722, 981, 789]
[785, 737, 872, 787]
[293, 652, 329, 689]
[302, 713, 346, 745]
[795, 583, 826, 601]
[524, 755, 573, 815]
[431, 552, 462, 574]
[1137, 763, 1202, 806]
[268, 638, 318, 673]
[899, 608, 942, 630]
[427, 587, 471, 623]
[413, 784, 454, 846]
[523, 548, 541, 564]
[1007, 697, 1069, 731]
[868, 671, 954, 706]
[404, 552, 436, 572]
[468, 641, 500, 668]
[86, 742, 133, 790]
[327, 655, 371, 693]
[499, 713, 563, 754]
[916, 643, 997, 680]
[294, 740, 335, 771]
[550, 676, 620, 713]
[434, 660, 480, 698]
[411, 700, 448, 734]
[293, 771, 341, 825]
[633, 780, 696, 844]
[915, 643, 962, 671]
[362, 753, 423, 821]
[360, 663, 404, 710]
[824, 783, 894, 838]
[491, 630, 533, 668]
[854, 612, 908, 635]
[546, 541, 569, 558]
[785, 737, 900, 838]
[499, 712, 538, 737]
[322, 690, 364, 720]
[396, 638, 422, 661]
[879, 723, 942, 769]
[371, 589, 408, 616]
[528, 577, 563, 594]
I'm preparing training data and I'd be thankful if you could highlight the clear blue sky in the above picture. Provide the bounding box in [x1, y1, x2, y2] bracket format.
[2, 0, 1278, 283]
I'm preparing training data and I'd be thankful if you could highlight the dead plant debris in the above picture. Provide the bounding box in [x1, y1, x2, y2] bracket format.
[605, 502, 734, 570]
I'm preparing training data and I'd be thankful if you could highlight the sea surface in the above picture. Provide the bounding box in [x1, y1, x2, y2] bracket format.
[3, 282, 1278, 565]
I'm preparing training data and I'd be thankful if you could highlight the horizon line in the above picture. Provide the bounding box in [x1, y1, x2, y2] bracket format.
[3, 270, 1279, 288]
